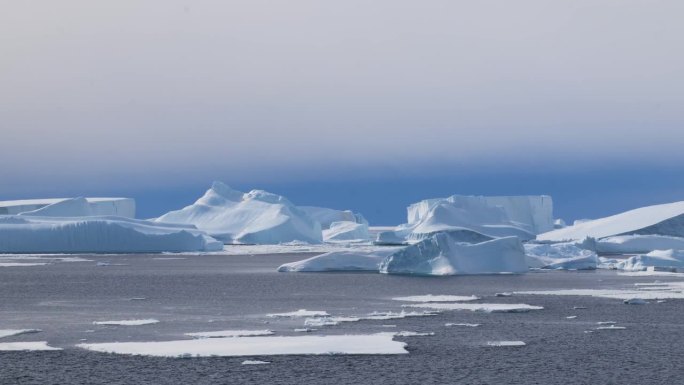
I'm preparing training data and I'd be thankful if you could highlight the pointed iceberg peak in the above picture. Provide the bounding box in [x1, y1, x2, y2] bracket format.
[210, 181, 244, 199]
[244, 190, 292, 206]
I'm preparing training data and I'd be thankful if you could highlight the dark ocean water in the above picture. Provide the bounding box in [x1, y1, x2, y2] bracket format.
[1, 253, 683, 384]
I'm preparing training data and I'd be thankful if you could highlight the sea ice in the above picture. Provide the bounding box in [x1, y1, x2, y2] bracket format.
[93, 319, 160, 326]
[406, 303, 543, 313]
[445, 323, 480, 327]
[156, 182, 322, 245]
[0, 329, 42, 339]
[77, 334, 408, 357]
[380, 235, 528, 276]
[486, 341, 526, 347]
[0, 342, 61, 351]
[241, 360, 270, 365]
[394, 331, 435, 337]
[267, 310, 329, 318]
[392, 295, 479, 302]
[185, 330, 274, 338]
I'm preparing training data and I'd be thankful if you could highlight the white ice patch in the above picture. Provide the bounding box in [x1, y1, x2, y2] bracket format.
[516, 287, 684, 301]
[392, 295, 479, 303]
[267, 310, 329, 318]
[0, 341, 61, 351]
[77, 334, 408, 357]
[596, 325, 626, 330]
[0, 329, 42, 339]
[304, 317, 361, 327]
[185, 330, 274, 338]
[394, 331, 435, 337]
[406, 303, 543, 313]
[93, 319, 160, 326]
[0, 262, 50, 267]
[363, 310, 440, 320]
[242, 360, 270, 365]
[486, 341, 526, 347]
[445, 323, 480, 327]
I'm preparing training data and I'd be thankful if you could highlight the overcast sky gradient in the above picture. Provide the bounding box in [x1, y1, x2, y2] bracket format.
[2, 1, 683, 224]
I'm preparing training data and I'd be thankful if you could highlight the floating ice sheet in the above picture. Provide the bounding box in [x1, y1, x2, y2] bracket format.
[0, 329, 42, 339]
[406, 303, 543, 313]
[186, 330, 274, 338]
[93, 319, 160, 326]
[0, 342, 61, 351]
[267, 310, 329, 318]
[486, 341, 526, 347]
[392, 295, 479, 303]
[77, 334, 408, 357]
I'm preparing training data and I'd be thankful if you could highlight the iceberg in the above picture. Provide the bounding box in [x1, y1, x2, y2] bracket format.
[524, 242, 598, 270]
[538, 201, 684, 242]
[299, 206, 367, 229]
[615, 250, 684, 272]
[156, 182, 322, 245]
[0, 216, 221, 253]
[0, 197, 135, 218]
[594, 235, 684, 254]
[323, 221, 370, 242]
[277, 249, 397, 272]
[377, 195, 552, 244]
[379, 235, 528, 276]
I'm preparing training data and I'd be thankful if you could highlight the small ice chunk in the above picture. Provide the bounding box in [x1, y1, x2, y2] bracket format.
[597, 321, 616, 325]
[394, 331, 435, 337]
[304, 316, 360, 327]
[445, 323, 480, 327]
[267, 310, 329, 318]
[294, 328, 315, 333]
[486, 341, 526, 347]
[596, 325, 626, 330]
[495, 292, 513, 297]
[93, 319, 159, 326]
[573, 306, 587, 310]
[242, 360, 270, 365]
[565, 316, 577, 319]
[623, 298, 648, 305]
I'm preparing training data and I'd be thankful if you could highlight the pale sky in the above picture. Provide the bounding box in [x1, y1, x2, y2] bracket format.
[1, 1, 683, 222]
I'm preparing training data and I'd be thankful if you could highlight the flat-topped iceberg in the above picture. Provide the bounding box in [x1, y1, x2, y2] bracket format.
[538, 201, 684, 242]
[156, 182, 322, 244]
[0, 197, 135, 218]
[379, 235, 528, 276]
[377, 195, 553, 244]
[0, 216, 221, 253]
[524, 242, 598, 270]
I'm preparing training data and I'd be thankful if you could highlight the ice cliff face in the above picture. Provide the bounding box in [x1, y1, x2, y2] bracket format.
[0, 197, 135, 218]
[156, 182, 323, 245]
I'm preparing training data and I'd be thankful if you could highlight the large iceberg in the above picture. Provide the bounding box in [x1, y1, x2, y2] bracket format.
[524, 242, 598, 270]
[593, 235, 684, 255]
[0, 197, 135, 218]
[299, 206, 367, 229]
[323, 221, 370, 242]
[614, 250, 684, 272]
[0, 215, 221, 253]
[278, 249, 398, 272]
[379, 235, 528, 276]
[377, 195, 553, 244]
[156, 182, 322, 244]
[538, 201, 684, 242]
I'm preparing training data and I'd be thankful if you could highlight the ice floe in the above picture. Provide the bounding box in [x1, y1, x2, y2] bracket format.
[267, 310, 329, 318]
[406, 303, 543, 313]
[93, 319, 160, 326]
[445, 323, 480, 327]
[77, 334, 408, 357]
[0, 341, 61, 351]
[241, 360, 270, 365]
[516, 287, 684, 301]
[156, 182, 322, 245]
[392, 295, 479, 303]
[0, 329, 42, 338]
[185, 330, 274, 338]
[486, 341, 526, 347]
[394, 331, 435, 337]
[304, 317, 361, 327]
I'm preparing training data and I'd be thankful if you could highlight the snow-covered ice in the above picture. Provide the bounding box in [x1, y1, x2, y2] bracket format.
[406, 303, 543, 313]
[185, 330, 274, 338]
[278, 249, 398, 273]
[596, 325, 626, 330]
[594, 235, 684, 254]
[93, 319, 160, 326]
[77, 334, 408, 357]
[615, 250, 684, 272]
[0, 341, 61, 351]
[363, 311, 440, 320]
[323, 221, 370, 242]
[524, 242, 598, 270]
[392, 295, 479, 302]
[299, 206, 367, 230]
[380, 235, 528, 276]
[486, 341, 526, 347]
[304, 316, 361, 327]
[516, 287, 684, 301]
[156, 182, 322, 245]
[0, 215, 221, 253]
[394, 331, 435, 337]
[538, 201, 684, 241]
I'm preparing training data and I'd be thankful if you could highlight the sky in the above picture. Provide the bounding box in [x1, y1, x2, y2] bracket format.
[1, 1, 683, 225]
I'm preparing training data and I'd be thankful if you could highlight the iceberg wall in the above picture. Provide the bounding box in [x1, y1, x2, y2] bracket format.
[0, 197, 135, 218]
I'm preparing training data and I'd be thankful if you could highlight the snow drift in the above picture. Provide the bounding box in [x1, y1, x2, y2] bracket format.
[538, 201, 684, 242]
[0, 216, 221, 253]
[0, 197, 135, 218]
[379, 235, 528, 276]
[156, 182, 322, 244]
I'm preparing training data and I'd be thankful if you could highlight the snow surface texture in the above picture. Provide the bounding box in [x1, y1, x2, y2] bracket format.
[299, 206, 367, 229]
[380, 235, 528, 276]
[538, 201, 684, 241]
[156, 182, 322, 245]
[323, 221, 370, 242]
[0, 197, 135, 218]
[377, 195, 552, 244]
[77, 334, 408, 357]
[524, 242, 598, 270]
[0, 216, 221, 253]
